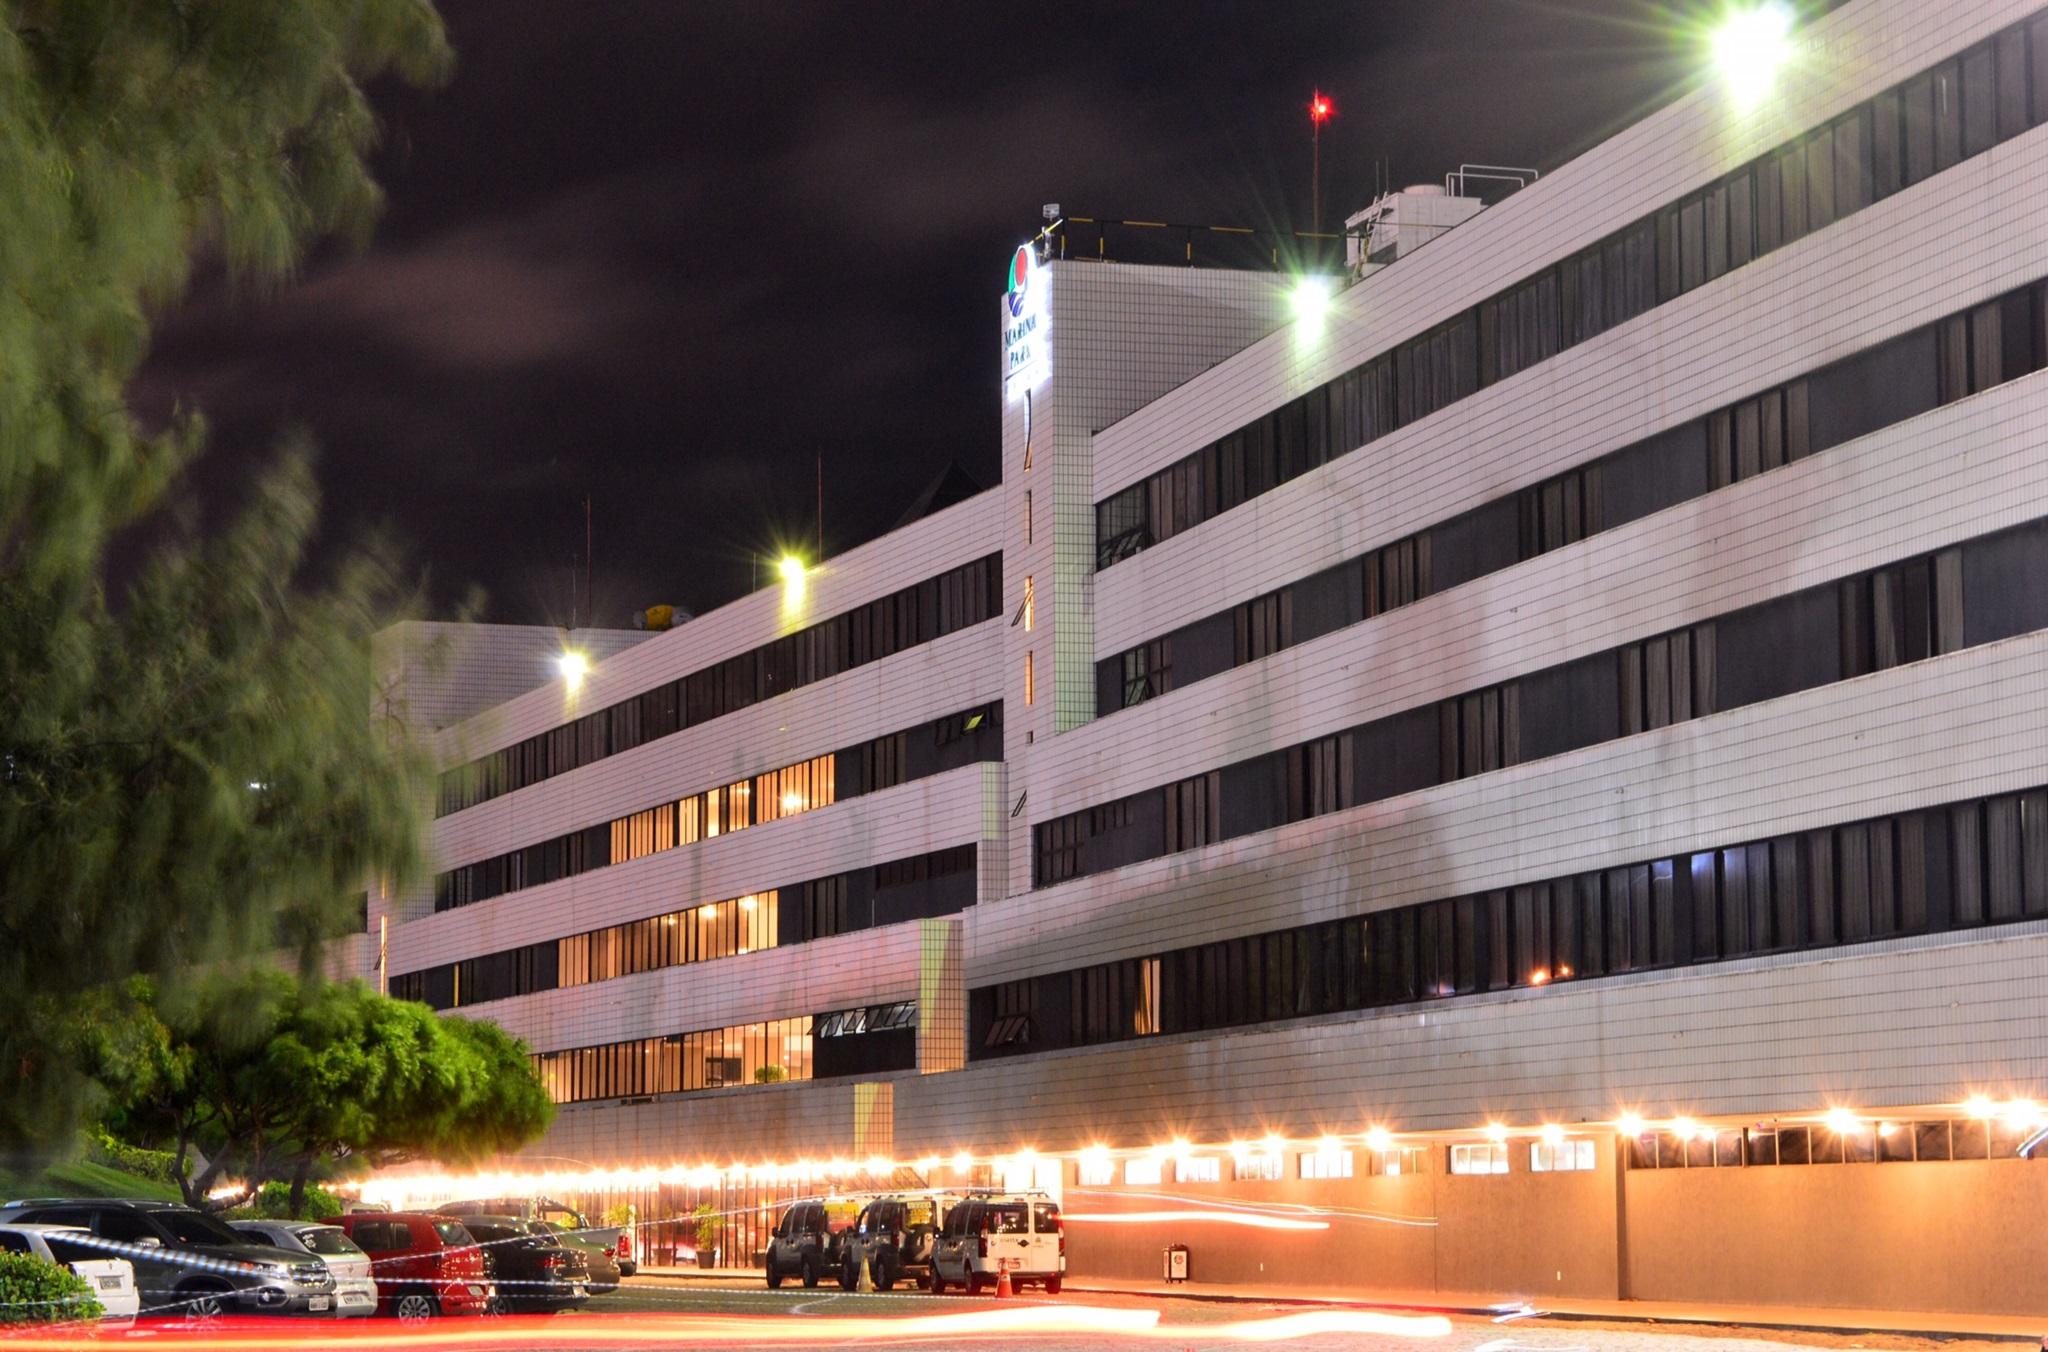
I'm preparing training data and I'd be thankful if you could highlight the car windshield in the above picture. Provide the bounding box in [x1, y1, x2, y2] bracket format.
[433, 1221, 474, 1246]
[468, 1224, 516, 1243]
[985, 1204, 1029, 1234]
[296, 1227, 362, 1257]
[152, 1210, 247, 1247]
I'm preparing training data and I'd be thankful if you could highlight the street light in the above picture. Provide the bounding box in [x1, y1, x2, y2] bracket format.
[1711, 2, 1795, 110]
[556, 650, 589, 693]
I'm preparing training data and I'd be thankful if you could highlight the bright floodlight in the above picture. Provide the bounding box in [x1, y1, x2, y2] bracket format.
[556, 650, 589, 691]
[1712, 2, 1794, 110]
[778, 554, 806, 584]
[1291, 276, 1332, 328]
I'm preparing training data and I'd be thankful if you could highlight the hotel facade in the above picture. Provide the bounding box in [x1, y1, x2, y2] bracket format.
[348, 0, 2048, 1314]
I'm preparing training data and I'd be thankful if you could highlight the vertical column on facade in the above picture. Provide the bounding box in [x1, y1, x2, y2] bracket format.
[851, 1082, 894, 1161]
[917, 917, 965, 1073]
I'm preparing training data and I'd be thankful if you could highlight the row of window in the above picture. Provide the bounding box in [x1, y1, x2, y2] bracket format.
[1093, 12, 2048, 572]
[1100, 278, 2046, 717]
[1047, 515, 2048, 888]
[1088, 1145, 1427, 1188]
[438, 555, 1001, 815]
[1627, 1117, 2043, 1169]
[394, 843, 978, 1011]
[980, 776, 2048, 1060]
[532, 1000, 920, 1106]
[435, 702, 998, 912]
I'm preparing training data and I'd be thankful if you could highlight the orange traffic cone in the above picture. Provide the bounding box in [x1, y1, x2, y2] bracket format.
[994, 1266, 1012, 1298]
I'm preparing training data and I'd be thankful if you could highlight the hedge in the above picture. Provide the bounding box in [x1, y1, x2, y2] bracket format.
[0, 1252, 105, 1325]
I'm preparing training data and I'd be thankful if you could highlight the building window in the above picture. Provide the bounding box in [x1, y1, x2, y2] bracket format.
[1077, 1157, 1114, 1187]
[1124, 1158, 1163, 1186]
[1022, 575, 1035, 631]
[1370, 1147, 1426, 1177]
[1024, 650, 1034, 706]
[1450, 1143, 1510, 1175]
[1023, 490, 1033, 545]
[1530, 1139, 1596, 1172]
[1234, 1153, 1284, 1182]
[1299, 1148, 1353, 1180]
[1175, 1156, 1220, 1184]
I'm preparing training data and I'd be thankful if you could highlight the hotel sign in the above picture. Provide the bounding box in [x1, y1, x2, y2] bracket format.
[1003, 243, 1050, 403]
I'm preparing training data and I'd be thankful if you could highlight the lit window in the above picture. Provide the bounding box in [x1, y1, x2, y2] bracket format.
[1450, 1143, 1510, 1175]
[1234, 1154, 1283, 1182]
[1124, 1158, 1163, 1186]
[1023, 490, 1034, 545]
[1371, 1147, 1424, 1177]
[1175, 1156, 1220, 1184]
[1530, 1139, 1596, 1172]
[1023, 576, 1035, 631]
[1078, 1158, 1114, 1188]
[1024, 650, 1035, 706]
[1299, 1149, 1353, 1180]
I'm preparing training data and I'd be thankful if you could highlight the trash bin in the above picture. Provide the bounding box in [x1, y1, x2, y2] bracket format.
[1164, 1244, 1190, 1283]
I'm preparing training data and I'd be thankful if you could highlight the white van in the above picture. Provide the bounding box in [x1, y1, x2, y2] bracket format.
[926, 1193, 1063, 1295]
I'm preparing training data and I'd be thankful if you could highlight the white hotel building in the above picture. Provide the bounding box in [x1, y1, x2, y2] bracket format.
[353, 0, 2048, 1314]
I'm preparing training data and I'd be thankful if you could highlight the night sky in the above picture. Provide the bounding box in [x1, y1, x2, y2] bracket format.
[134, 1, 1722, 627]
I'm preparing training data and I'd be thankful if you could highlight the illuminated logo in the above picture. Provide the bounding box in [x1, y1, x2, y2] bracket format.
[1005, 245, 1034, 318]
[1003, 242, 1050, 403]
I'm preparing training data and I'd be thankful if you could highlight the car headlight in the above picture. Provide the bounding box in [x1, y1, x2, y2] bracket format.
[254, 1263, 293, 1281]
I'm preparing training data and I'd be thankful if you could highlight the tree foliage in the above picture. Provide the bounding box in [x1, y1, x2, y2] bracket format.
[79, 974, 552, 1214]
[0, 1252, 102, 1326]
[0, 1, 452, 1155]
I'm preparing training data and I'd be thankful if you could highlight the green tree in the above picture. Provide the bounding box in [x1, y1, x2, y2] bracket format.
[84, 973, 551, 1214]
[0, 1, 452, 1156]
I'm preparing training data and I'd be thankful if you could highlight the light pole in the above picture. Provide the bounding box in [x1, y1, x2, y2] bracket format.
[1309, 89, 1334, 237]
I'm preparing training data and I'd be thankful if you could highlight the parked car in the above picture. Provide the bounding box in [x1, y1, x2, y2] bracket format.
[927, 1193, 1064, 1295]
[0, 1223, 139, 1322]
[229, 1220, 377, 1318]
[0, 1198, 336, 1318]
[456, 1215, 591, 1313]
[527, 1218, 620, 1293]
[437, 1198, 635, 1276]
[838, 1194, 954, 1292]
[325, 1212, 491, 1321]
[764, 1198, 855, 1289]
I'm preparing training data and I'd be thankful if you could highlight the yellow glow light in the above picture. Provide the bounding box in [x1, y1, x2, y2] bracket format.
[1539, 1123, 1565, 1146]
[780, 791, 803, 811]
[1260, 1134, 1285, 1157]
[1364, 1127, 1392, 1152]
[1616, 1113, 1646, 1138]
[2004, 1099, 2042, 1128]
[1711, 2, 1795, 111]
[778, 555, 806, 584]
[950, 1152, 973, 1173]
[1824, 1106, 1860, 1135]
[1965, 1094, 1998, 1120]
[556, 650, 590, 691]
[914, 1156, 939, 1173]
[1673, 1117, 1699, 1143]
[865, 1155, 890, 1175]
[1484, 1122, 1508, 1144]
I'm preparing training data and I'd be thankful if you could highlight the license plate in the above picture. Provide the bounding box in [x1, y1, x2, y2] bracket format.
[97, 1277, 122, 1292]
[342, 1291, 371, 1305]
[309, 1296, 331, 1311]
[571, 1284, 586, 1297]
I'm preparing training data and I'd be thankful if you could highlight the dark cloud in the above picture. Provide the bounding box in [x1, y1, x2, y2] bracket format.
[134, 0, 1717, 625]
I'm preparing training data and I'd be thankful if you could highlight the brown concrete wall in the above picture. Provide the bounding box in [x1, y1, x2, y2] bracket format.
[1434, 1139, 1620, 1300]
[1063, 1139, 1620, 1300]
[1064, 1169, 1437, 1291]
[1623, 1158, 2048, 1316]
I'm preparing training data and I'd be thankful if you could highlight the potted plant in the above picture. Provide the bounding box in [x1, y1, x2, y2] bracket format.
[690, 1202, 722, 1269]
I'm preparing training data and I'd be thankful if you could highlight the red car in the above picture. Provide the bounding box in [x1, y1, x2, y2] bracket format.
[324, 1212, 493, 1321]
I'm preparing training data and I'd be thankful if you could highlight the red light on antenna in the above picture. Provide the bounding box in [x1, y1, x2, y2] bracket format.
[1309, 89, 1334, 124]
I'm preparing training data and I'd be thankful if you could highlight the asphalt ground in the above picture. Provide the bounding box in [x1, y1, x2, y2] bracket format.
[1, 1278, 2024, 1352]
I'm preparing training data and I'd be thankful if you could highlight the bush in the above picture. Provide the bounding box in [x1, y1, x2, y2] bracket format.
[85, 1133, 181, 1186]
[753, 1064, 787, 1083]
[0, 1252, 104, 1325]
[236, 1181, 344, 1220]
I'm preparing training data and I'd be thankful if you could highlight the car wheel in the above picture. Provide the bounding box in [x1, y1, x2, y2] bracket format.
[800, 1254, 820, 1289]
[926, 1265, 945, 1295]
[1045, 1277, 1062, 1296]
[876, 1252, 899, 1293]
[766, 1257, 784, 1289]
[618, 1263, 637, 1277]
[839, 1256, 857, 1291]
[966, 1273, 986, 1296]
[395, 1291, 438, 1323]
[179, 1286, 229, 1320]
